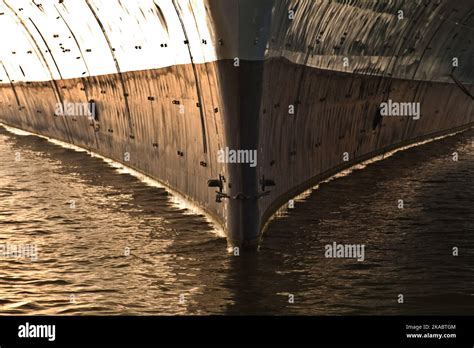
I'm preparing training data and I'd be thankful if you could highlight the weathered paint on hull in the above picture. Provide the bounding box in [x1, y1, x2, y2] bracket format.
[1, 57, 472, 248]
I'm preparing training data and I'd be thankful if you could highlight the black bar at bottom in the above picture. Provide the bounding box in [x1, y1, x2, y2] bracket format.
[0, 316, 473, 346]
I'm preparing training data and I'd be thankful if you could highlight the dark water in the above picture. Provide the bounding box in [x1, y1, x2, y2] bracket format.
[0, 125, 473, 315]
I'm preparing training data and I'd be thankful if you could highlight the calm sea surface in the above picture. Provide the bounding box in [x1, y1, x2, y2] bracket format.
[0, 125, 473, 315]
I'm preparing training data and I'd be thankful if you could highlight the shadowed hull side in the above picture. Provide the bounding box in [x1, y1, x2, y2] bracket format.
[257, 58, 474, 238]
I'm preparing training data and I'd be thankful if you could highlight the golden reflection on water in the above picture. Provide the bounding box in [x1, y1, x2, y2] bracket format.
[0, 127, 232, 315]
[1, 126, 473, 315]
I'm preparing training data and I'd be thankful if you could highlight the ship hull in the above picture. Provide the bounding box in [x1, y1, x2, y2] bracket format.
[1, 57, 472, 247]
[0, 0, 473, 248]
